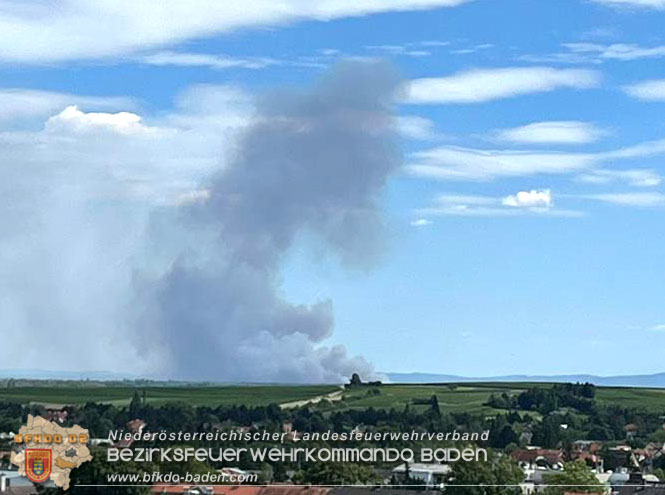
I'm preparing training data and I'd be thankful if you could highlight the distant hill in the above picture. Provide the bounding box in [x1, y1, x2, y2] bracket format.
[386, 372, 665, 388]
[2, 369, 664, 388]
[0, 369, 137, 380]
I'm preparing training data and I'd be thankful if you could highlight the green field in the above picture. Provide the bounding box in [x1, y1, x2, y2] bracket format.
[596, 386, 665, 411]
[333, 382, 665, 414]
[0, 385, 339, 407]
[334, 383, 532, 415]
[1, 382, 664, 413]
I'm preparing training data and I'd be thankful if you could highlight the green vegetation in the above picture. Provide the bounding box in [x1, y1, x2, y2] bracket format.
[0, 384, 338, 407]
[1, 378, 665, 494]
[1, 381, 664, 414]
[543, 461, 605, 495]
[596, 386, 665, 411]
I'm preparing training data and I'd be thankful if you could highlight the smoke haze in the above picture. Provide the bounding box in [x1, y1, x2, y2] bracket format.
[133, 61, 403, 382]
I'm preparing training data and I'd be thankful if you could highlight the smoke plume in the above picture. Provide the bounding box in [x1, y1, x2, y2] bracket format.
[136, 61, 402, 382]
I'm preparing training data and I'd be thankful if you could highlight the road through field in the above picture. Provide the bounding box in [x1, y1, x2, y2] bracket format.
[279, 386, 345, 409]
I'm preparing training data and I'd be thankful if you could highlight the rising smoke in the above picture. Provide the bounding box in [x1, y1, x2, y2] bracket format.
[135, 61, 403, 383]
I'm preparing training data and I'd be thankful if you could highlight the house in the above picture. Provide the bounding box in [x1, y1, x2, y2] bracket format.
[127, 419, 147, 434]
[391, 462, 451, 487]
[604, 446, 633, 470]
[0, 471, 45, 495]
[44, 408, 68, 424]
[0, 477, 37, 495]
[624, 425, 639, 440]
[151, 486, 330, 495]
[90, 438, 113, 447]
[512, 448, 565, 470]
[115, 418, 147, 448]
[616, 472, 665, 495]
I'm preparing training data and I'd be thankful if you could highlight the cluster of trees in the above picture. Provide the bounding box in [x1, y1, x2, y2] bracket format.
[1, 380, 664, 494]
[345, 373, 382, 388]
[488, 383, 596, 415]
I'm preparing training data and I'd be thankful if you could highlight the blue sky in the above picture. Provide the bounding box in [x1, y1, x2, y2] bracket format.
[2, 0, 665, 380]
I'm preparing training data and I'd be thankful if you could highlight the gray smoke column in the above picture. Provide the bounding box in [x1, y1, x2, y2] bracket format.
[138, 61, 402, 383]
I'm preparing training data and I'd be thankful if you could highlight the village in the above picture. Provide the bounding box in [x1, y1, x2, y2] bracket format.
[0, 384, 664, 495]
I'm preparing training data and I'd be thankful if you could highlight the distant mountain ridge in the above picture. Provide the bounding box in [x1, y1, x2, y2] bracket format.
[0, 369, 137, 380]
[2, 369, 664, 388]
[386, 372, 665, 388]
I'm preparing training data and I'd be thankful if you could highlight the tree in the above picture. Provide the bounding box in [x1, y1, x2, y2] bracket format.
[543, 461, 604, 495]
[295, 462, 380, 485]
[349, 373, 363, 387]
[129, 390, 143, 418]
[430, 394, 441, 417]
[448, 451, 523, 495]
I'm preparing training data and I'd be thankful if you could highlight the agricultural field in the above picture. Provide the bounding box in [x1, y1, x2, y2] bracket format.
[330, 382, 665, 414]
[0, 384, 339, 407]
[595, 386, 665, 411]
[1, 381, 664, 413]
[332, 383, 538, 415]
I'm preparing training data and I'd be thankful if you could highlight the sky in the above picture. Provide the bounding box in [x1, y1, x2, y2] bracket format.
[1, 0, 665, 381]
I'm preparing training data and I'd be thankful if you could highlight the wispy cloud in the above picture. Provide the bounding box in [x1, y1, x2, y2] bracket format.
[397, 116, 438, 140]
[502, 189, 553, 208]
[408, 136, 665, 181]
[137, 51, 282, 70]
[591, 0, 665, 9]
[410, 218, 433, 227]
[518, 42, 665, 65]
[449, 43, 494, 55]
[404, 67, 601, 104]
[0, 89, 134, 124]
[564, 42, 665, 61]
[624, 78, 665, 101]
[579, 192, 665, 207]
[407, 146, 595, 180]
[494, 121, 605, 145]
[365, 45, 430, 57]
[577, 169, 662, 187]
[0, 0, 473, 63]
[416, 190, 581, 218]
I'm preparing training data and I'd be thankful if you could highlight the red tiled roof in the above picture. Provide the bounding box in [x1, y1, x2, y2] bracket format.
[511, 449, 564, 464]
[151, 486, 331, 495]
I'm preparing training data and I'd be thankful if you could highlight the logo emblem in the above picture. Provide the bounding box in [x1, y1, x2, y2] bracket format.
[25, 449, 52, 483]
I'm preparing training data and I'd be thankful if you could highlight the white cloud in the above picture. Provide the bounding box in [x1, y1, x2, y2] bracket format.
[434, 194, 496, 205]
[408, 135, 665, 181]
[418, 40, 451, 47]
[591, 0, 665, 8]
[0, 85, 252, 205]
[502, 189, 553, 208]
[651, 324, 665, 331]
[495, 121, 605, 144]
[365, 45, 430, 57]
[0, 89, 134, 124]
[0, 0, 473, 63]
[410, 218, 432, 227]
[577, 169, 662, 187]
[138, 51, 280, 70]
[519, 42, 665, 65]
[404, 67, 601, 104]
[624, 79, 665, 101]
[174, 189, 212, 206]
[581, 192, 665, 206]
[564, 42, 665, 61]
[0, 83, 254, 373]
[45, 106, 159, 135]
[407, 146, 595, 180]
[417, 191, 578, 217]
[449, 43, 494, 55]
[397, 115, 437, 140]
